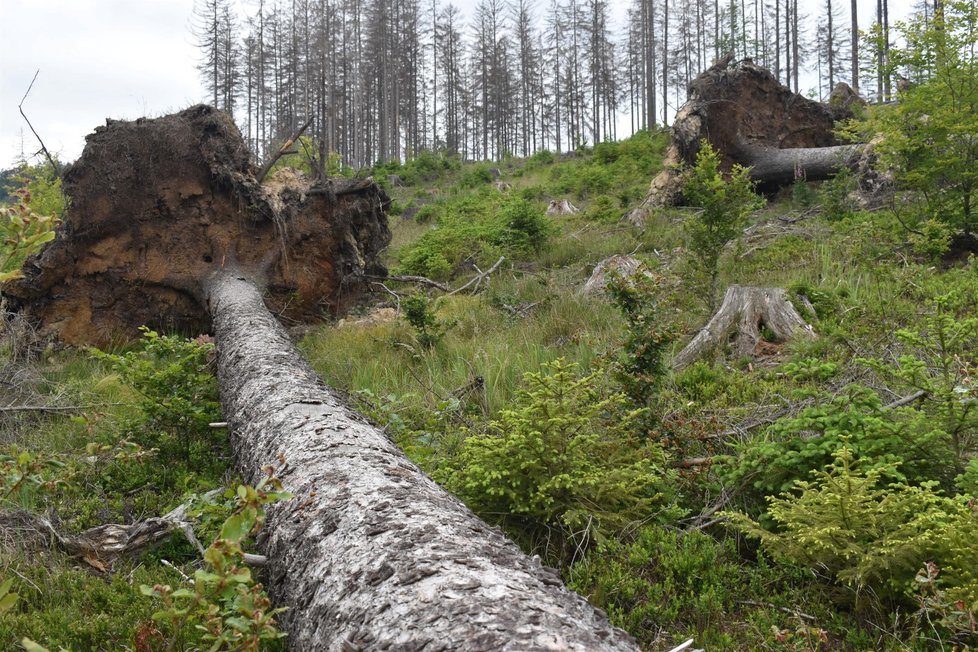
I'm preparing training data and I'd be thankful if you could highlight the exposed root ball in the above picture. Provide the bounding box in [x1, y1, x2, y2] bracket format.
[2, 105, 391, 347]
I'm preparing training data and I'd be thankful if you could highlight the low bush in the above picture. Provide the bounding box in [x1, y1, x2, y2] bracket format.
[438, 359, 676, 563]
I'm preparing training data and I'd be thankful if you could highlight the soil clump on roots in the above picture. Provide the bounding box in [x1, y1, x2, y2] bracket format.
[2, 105, 391, 347]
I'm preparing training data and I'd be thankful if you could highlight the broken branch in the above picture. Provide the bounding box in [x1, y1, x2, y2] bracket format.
[255, 117, 314, 184]
[18, 70, 60, 173]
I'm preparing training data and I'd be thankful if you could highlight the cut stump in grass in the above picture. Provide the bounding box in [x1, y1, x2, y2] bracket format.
[673, 286, 815, 370]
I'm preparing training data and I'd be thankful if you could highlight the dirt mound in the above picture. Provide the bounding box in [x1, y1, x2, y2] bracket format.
[2, 105, 390, 347]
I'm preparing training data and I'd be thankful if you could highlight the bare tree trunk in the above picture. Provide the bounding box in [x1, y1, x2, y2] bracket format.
[205, 270, 639, 651]
[673, 286, 815, 370]
[735, 141, 863, 184]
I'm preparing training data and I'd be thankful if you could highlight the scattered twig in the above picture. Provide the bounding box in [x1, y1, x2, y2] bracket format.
[883, 389, 927, 410]
[0, 403, 124, 413]
[367, 256, 506, 298]
[675, 456, 712, 468]
[369, 274, 451, 292]
[447, 256, 505, 296]
[256, 117, 314, 183]
[161, 558, 192, 582]
[18, 70, 60, 173]
[737, 599, 817, 622]
[368, 281, 403, 313]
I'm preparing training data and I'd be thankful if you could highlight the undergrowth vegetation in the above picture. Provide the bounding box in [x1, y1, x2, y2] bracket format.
[3, 107, 978, 651]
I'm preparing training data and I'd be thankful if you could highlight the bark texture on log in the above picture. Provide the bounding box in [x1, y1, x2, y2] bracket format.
[206, 271, 639, 651]
[1, 105, 390, 347]
[646, 60, 861, 206]
[673, 286, 814, 370]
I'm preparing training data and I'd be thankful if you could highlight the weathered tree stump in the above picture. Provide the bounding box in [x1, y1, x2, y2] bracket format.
[546, 199, 580, 216]
[582, 255, 653, 295]
[647, 59, 863, 206]
[673, 286, 815, 370]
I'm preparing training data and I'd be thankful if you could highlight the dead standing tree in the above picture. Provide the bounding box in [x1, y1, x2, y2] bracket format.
[1, 106, 639, 651]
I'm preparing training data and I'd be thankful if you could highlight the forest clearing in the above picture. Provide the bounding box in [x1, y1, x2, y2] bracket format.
[1, 0, 977, 650]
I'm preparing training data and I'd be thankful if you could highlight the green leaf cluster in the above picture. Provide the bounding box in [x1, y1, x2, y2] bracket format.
[397, 195, 552, 280]
[92, 327, 221, 468]
[0, 185, 60, 283]
[863, 0, 978, 235]
[140, 474, 291, 651]
[681, 141, 764, 308]
[724, 446, 978, 612]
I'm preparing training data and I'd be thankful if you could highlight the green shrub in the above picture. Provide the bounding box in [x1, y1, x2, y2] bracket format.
[458, 164, 494, 188]
[568, 526, 790, 649]
[397, 195, 550, 280]
[92, 328, 222, 469]
[724, 446, 978, 611]
[0, 184, 60, 283]
[402, 294, 454, 350]
[438, 359, 675, 563]
[724, 385, 956, 500]
[682, 141, 764, 309]
[819, 166, 857, 222]
[605, 273, 674, 422]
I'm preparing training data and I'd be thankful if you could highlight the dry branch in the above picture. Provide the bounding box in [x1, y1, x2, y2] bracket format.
[18, 70, 60, 173]
[0, 490, 266, 571]
[255, 117, 313, 184]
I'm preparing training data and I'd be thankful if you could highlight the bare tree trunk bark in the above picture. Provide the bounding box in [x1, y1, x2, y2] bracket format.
[205, 270, 639, 651]
[673, 286, 815, 370]
[735, 141, 864, 185]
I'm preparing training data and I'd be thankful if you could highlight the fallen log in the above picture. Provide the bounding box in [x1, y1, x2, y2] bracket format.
[3, 106, 639, 650]
[208, 270, 638, 650]
[674, 286, 815, 370]
[647, 59, 863, 205]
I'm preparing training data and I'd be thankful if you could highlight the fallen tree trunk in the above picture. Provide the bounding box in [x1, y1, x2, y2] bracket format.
[646, 59, 863, 206]
[673, 286, 815, 370]
[206, 270, 639, 650]
[4, 106, 639, 649]
[733, 141, 864, 186]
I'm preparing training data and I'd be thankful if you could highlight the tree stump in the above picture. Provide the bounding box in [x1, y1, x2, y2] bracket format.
[673, 286, 815, 370]
[546, 199, 580, 216]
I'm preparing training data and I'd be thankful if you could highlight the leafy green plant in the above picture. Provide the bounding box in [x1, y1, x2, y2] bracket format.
[605, 273, 674, 424]
[438, 359, 674, 563]
[681, 141, 764, 308]
[141, 473, 291, 651]
[92, 328, 222, 467]
[724, 446, 978, 610]
[0, 448, 69, 506]
[0, 578, 18, 616]
[818, 165, 857, 222]
[0, 185, 60, 283]
[724, 385, 955, 499]
[397, 194, 550, 280]
[402, 295, 455, 350]
[912, 562, 978, 648]
[860, 294, 978, 470]
[862, 0, 978, 237]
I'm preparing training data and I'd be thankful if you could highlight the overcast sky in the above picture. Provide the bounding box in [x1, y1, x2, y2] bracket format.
[1, 0, 912, 170]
